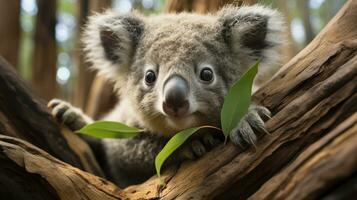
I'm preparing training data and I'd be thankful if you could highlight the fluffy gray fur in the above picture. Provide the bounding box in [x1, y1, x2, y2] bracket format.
[50, 5, 284, 187]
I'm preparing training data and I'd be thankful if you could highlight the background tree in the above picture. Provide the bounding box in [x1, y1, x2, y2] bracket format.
[298, 0, 314, 45]
[31, 0, 58, 100]
[277, 0, 297, 64]
[73, 0, 112, 111]
[0, 0, 21, 69]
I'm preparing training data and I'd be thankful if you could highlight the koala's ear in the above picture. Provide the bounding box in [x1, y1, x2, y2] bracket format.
[217, 5, 284, 67]
[83, 11, 144, 79]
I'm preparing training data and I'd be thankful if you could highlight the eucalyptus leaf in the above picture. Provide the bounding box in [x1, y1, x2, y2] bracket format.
[155, 127, 201, 178]
[76, 121, 142, 139]
[220, 60, 260, 137]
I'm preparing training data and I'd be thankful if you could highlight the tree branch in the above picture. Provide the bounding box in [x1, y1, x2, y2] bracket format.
[0, 135, 123, 199]
[0, 57, 104, 177]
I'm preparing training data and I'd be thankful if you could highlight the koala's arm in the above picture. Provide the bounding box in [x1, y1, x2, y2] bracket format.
[47, 99, 167, 187]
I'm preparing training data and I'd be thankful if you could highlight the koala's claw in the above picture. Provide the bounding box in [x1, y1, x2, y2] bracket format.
[229, 105, 271, 150]
[48, 99, 91, 131]
[177, 132, 222, 161]
[47, 98, 62, 109]
[51, 101, 70, 121]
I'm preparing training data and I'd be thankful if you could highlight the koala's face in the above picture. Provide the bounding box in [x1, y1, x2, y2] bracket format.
[84, 6, 283, 135]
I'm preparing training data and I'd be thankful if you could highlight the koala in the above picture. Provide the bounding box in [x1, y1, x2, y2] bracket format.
[49, 5, 284, 188]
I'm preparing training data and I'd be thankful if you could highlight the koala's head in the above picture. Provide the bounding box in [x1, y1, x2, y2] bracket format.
[83, 5, 283, 135]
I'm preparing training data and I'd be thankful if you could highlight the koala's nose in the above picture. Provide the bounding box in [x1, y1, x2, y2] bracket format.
[163, 75, 189, 118]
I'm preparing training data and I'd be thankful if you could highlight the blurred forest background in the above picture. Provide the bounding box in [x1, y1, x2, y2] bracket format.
[0, 0, 347, 118]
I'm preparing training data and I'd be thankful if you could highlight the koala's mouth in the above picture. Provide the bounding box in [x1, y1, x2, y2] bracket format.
[163, 111, 210, 130]
[146, 110, 213, 136]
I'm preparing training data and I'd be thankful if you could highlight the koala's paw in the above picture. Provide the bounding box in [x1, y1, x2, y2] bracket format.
[229, 105, 271, 150]
[178, 133, 222, 160]
[48, 99, 91, 131]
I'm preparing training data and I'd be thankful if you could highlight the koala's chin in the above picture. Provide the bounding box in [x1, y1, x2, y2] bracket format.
[165, 114, 198, 131]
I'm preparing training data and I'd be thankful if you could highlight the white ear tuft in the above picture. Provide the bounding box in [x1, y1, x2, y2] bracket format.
[82, 10, 144, 79]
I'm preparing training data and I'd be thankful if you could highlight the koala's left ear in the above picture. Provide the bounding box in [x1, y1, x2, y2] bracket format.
[82, 11, 144, 79]
[217, 5, 284, 67]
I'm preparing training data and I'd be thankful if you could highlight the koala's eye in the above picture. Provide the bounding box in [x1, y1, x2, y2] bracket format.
[199, 68, 214, 83]
[145, 70, 156, 85]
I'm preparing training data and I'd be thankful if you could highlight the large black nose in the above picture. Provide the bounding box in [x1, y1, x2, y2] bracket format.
[163, 75, 189, 118]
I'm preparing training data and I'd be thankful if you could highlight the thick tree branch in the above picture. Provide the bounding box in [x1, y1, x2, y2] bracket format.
[0, 135, 122, 200]
[0, 57, 104, 177]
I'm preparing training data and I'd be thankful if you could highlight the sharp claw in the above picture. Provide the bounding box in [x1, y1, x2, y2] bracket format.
[254, 106, 272, 121]
[47, 99, 61, 108]
[240, 120, 257, 144]
[261, 127, 271, 136]
[261, 112, 272, 122]
[230, 119, 258, 150]
[52, 104, 69, 120]
[229, 128, 249, 149]
[246, 111, 270, 136]
[246, 133, 257, 150]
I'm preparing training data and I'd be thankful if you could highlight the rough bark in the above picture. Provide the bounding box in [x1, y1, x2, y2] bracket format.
[0, 57, 104, 177]
[0, 0, 21, 69]
[249, 114, 357, 200]
[0, 0, 356, 199]
[0, 135, 122, 200]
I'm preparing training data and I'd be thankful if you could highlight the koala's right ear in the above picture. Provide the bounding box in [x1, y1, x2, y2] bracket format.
[83, 11, 144, 79]
[217, 5, 284, 69]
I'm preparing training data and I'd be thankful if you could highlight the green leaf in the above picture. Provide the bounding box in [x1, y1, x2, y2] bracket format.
[220, 60, 260, 137]
[76, 121, 142, 139]
[155, 127, 201, 178]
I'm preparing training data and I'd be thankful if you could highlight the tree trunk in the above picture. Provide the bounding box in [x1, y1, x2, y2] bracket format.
[32, 0, 58, 100]
[73, 0, 111, 110]
[0, 0, 21, 69]
[298, 0, 315, 45]
[85, 75, 118, 119]
[0, 0, 356, 199]
[277, 0, 297, 64]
